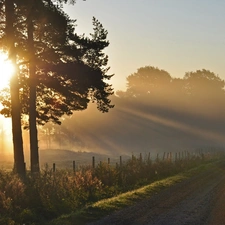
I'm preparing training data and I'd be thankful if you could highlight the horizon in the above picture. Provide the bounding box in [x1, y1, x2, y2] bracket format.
[64, 0, 225, 91]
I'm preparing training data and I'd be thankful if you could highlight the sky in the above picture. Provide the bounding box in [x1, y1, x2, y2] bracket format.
[63, 0, 225, 91]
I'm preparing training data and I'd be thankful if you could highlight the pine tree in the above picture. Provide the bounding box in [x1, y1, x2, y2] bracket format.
[3, 0, 25, 177]
[0, 1, 113, 173]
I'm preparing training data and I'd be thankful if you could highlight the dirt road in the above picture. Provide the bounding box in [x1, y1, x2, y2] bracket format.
[88, 161, 225, 225]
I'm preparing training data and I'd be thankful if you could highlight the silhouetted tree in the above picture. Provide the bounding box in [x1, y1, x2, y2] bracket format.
[183, 69, 225, 99]
[0, 1, 113, 172]
[124, 66, 172, 98]
[3, 0, 26, 177]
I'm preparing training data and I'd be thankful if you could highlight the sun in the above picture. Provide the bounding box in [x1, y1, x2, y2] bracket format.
[0, 53, 15, 90]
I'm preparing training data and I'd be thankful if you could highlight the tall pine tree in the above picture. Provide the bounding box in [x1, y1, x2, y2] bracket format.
[3, 0, 25, 177]
[0, 0, 113, 173]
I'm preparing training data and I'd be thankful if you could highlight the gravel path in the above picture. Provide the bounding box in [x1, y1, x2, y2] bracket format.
[88, 162, 225, 225]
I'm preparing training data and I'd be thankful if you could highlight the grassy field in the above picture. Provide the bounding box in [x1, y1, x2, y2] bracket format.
[49, 160, 221, 225]
[0, 151, 223, 225]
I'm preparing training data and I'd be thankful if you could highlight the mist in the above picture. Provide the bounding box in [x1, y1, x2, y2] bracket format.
[37, 90, 225, 157]
[1, 67, 225, 165]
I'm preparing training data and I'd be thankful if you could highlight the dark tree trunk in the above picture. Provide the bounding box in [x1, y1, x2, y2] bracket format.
[27, 5, 39, 173]
[5, 0, 25, 177]
[29, 64, 39, 173]
[29, 68, 39, 173]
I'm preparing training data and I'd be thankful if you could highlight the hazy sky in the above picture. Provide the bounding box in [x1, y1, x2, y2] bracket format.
[64, 0, 225, 91]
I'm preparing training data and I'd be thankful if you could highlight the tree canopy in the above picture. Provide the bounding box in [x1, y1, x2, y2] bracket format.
[0, 3, 114, 125]
[183, 69, 225, 98]
[125, 66, 172, 98]
[0, 0, 114, 174]
[118, 66, 225, 103]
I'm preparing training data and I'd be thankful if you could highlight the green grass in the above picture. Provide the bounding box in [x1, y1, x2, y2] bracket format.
[1, 152, 222, 225]
[49, 159, 221, 225]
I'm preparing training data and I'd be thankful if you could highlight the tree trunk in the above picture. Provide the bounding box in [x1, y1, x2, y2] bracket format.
[5, 0, 25, 177]
[29, 67, 39, 173]
[27, 4, 39, 173]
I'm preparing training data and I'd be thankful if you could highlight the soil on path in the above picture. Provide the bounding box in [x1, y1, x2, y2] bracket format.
[88, 161, 225, 225]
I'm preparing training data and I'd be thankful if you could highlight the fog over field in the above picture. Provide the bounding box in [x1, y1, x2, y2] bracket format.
[34, 68, 225, 157]
[1, 68, 225, 163]
[51, 98, 225, 155]
[1, 67, 225, 165]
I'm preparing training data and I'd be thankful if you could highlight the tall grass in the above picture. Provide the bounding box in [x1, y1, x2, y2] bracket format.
[0, 151, 222, 225]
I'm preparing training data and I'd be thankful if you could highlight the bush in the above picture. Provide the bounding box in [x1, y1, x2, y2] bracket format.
[0, 150, 221, 224]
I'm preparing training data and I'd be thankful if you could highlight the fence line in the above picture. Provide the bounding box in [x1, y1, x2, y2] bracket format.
[48, 150, 215, 172]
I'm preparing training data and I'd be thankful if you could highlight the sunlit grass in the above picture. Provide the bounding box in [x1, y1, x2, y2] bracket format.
[49, 159, 222, 225]
[0, 151, 223, 225]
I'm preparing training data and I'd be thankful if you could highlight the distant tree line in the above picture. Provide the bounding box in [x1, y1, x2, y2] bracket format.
[117, 66, 224, 102]
[42, 66, 225, 152]
[116, 66, 225, 118]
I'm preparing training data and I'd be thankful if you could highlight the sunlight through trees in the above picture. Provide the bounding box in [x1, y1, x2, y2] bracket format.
[0, 0, 113, 175]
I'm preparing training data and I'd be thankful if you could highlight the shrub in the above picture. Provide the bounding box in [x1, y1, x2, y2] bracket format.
[0, 150, 221, 224]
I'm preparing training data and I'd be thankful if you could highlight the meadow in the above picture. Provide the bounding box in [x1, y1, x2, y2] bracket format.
[0, 150, 222, 225]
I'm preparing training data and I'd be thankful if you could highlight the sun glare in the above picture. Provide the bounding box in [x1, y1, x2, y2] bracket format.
[0, 53, 15, 90]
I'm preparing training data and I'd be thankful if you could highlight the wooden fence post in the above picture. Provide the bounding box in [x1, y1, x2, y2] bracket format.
[53, 163, 56, 172]
[73, 161, 75, 173]
[92, 156, 95, 169]
[120, 156, 122, 167]
[108, 158, 110, 165]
